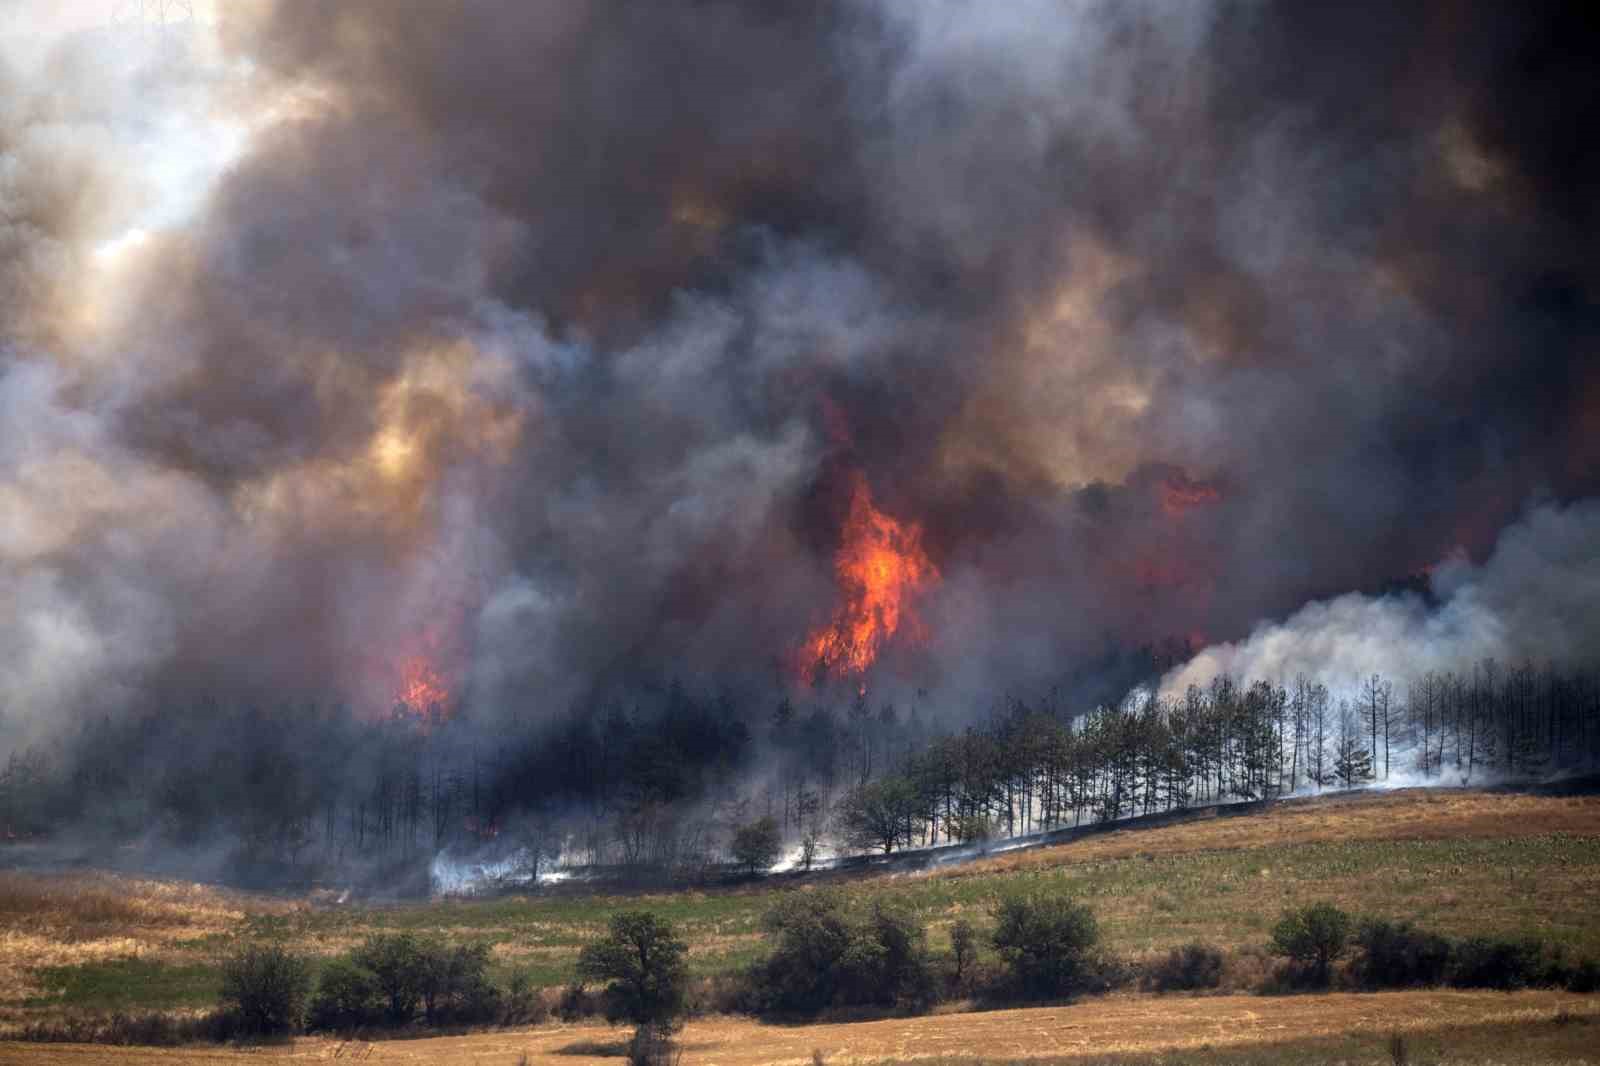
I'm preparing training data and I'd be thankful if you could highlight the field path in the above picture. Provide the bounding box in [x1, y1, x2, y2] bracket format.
[1, 989, 1594, 1065]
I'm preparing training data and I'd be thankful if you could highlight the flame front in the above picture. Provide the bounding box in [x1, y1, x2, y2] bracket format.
[798, 474, 939, 680]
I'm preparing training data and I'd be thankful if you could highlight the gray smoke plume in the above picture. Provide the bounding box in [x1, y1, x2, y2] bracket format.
[2, 0, 1598, 749]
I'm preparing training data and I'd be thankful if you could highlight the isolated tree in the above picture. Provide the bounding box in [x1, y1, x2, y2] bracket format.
[950, 918, 978, 984]
[576, 911, 689, 1031]
[1332, 703, 1374, 789]
[730, 815, 782, 875]
[798, 820, 825, 872]
[837, 776, 916, 854]
[1270, 902, 1352, 984]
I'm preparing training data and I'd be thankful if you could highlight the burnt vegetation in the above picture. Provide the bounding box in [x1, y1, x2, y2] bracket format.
[3, 660, 1597, 892]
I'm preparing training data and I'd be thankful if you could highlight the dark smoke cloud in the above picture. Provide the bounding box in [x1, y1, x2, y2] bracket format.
[3, 0, 1598, 744]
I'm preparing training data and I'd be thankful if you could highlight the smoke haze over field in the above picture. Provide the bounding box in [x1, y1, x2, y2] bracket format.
[3, 0, 1599, 751]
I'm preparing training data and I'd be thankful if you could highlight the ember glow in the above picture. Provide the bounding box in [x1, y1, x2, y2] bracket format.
[796, 475, 939, 681]
[1159, 476, 1222, 518]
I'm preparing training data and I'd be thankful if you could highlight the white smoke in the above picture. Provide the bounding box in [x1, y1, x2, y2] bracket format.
[1160, 498, 1600, 701]
[428, 846, 574, 896]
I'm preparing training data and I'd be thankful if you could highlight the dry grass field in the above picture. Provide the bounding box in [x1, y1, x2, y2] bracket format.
[0, 787, 1597, 1059]
[0, 991, 1594, 1064]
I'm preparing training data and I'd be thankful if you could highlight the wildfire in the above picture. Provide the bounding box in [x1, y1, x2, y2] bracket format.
[1159, 475, 1222, 517]
[797, 474, 939, 681]
[396, 654, 450, 716]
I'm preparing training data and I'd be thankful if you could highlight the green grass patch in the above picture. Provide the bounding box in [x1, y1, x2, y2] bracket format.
[26, 957, 220, 1011]
[262, 833, 1600, 988]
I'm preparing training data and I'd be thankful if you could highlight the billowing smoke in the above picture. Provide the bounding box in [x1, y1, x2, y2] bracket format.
[1160, 499, 1600, 702]
[3, 0, 1598, 759]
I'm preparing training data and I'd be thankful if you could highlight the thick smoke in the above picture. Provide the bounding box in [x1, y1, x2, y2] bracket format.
[2, 0, 1598, 751]
[1161, 499, 1600, 701]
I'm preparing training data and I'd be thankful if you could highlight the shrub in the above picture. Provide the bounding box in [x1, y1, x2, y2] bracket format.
[1352, 919, 1453, 989]
[14, 1010, 241, 1046]
[559, 981, 603, 1021]
[309, 957, 380, 1030]
[577, 911, 690, 1030]
[951, 815, 996, 849]
[750, 890, 935, 1014]
[1269, 903, 1352, 986]
[989, 893, 1099, 1000]
[502, 970, 549, 1025]
[1567, 958, 1600, 994]
[352, 933, 428, 1024]
[420, 941, 500, 1025]
[1449, 936, 1545, 990]
[1143, 943, 1225, 993]
[219, 942, 312, 1035]
[730, 816, 783, 875]
[860, 900, 937, 1010]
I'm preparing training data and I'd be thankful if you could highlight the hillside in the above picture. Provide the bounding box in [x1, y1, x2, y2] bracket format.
[1, 787, 1596, 1041]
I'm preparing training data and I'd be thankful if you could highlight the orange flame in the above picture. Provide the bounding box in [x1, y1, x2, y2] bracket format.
[797, 474, 939, 680]
[396, 654, 450, 716]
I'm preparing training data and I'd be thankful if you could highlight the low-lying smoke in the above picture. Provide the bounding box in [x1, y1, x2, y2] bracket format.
[1160, 500, 1600, 702]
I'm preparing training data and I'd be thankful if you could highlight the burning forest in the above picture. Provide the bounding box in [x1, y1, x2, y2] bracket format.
[2, 1, 1600, 894]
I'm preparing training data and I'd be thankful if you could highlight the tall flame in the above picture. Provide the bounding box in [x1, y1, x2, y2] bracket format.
[797, 474, 939, 680]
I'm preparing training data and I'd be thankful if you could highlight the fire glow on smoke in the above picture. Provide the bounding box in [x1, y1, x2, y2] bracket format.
[796, 474, 939, 680]
[397, 655, 450, 714]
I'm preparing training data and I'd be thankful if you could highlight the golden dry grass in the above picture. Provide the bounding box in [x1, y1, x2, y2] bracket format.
[0, 873, 289, 1020]
[0, 990, 1593, 1064]
[941, 789, 1600, 878]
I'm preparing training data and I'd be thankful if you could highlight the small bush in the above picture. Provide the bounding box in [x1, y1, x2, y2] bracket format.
[309, 956, 381, 1031]
[684, 973, 752, 1015]
[559, 982, 603, 1021]
[1566, 958, 1600, 994]
[1353, 919, 1452, 989]
[14, 1009, 243, 1047]
[502, 970, 549, 1026]
[989, 893, 1099, 1000]
[1449, 936, 1545, 990]
[1143, 943, 1225, 993]
[1269, 903, 1351, 987]
[730, 816, 783, 875]
[219, 942, 311, 1035]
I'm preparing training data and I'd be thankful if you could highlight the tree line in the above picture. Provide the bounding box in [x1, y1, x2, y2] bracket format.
[827, 661, 1600, 856]
[1, 659, 1596, 885]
